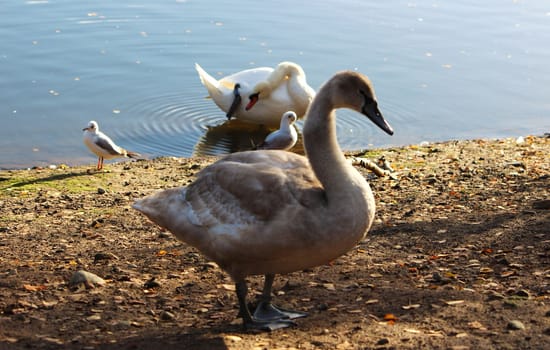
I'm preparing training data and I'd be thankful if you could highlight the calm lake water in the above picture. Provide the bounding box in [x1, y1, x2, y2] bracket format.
[1, 0, 549, 169]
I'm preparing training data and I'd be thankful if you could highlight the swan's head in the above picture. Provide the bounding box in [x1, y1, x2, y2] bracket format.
[245, 81, 273, 111]
[329, 71, 394, 136]
[83, 120, 99, 132]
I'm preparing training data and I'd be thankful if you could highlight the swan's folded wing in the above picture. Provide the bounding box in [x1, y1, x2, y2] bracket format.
[184, 151, 324, 227]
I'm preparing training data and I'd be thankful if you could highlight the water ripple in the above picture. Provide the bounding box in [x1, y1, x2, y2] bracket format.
[110, 90, 408, 160]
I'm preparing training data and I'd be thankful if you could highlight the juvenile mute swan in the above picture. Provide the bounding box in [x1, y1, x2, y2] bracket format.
[82, 120, 140, 170]
[195, 62, 315, 127]
[257, 111, 298, 151]
[133, 71, 394, 331]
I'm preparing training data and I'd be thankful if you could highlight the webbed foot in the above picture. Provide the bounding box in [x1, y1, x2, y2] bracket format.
[244, 317, 297, 331]
[253, 301, 308, 321]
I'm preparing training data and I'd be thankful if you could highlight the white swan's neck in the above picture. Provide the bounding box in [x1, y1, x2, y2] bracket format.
[264, 63, 302, 91]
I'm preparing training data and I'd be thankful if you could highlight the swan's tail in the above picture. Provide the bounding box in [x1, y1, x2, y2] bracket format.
[195, 63, 220, 92]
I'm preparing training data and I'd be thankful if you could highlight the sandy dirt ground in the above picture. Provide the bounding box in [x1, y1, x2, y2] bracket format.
[0, 136, 548, 349]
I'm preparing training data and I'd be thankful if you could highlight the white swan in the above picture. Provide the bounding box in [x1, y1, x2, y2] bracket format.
[82, 120, 140, 170]
[256, 111, 298, 151]
[195, 62, 315, 127]
[133, 71, 393, 330]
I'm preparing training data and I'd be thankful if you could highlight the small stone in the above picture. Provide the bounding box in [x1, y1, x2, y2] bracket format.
[94, 252, 118, 262]
[515, 289, 530, 298]
[143, 277, 161, 289]
[224, 335, 242, 342]
[486, 290, 505, 301]
[158, 231, 172, 239]
[69, 270, 106, 289]
[160, 311, 176, 321]
[376, 338, 390, 345]
[515, 136, 525, 144]
[86, 314, 101, 321]
[202, 262, 219, 270]
[97, 187, 106, 194]
[507, 320, 525, 330]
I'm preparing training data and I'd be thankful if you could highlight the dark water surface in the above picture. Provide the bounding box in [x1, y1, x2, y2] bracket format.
[1, 0, 549, 169]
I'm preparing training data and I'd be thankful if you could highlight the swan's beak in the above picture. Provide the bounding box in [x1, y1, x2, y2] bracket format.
[245, 93, 259, 111]
[363, 101, 394, 136]
[226, 84, 242, 120]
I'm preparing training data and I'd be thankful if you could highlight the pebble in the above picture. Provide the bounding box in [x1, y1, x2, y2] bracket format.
[507, 320, 525, 330]
[486, 290, 505, 301]
[515, 136, 525, 144]
[514, 289, 530, 298]
[160, 311, 176, 321]
[376, 338, 390, 345]
[97, 187, 106, 194]
[143, 277, 161, 289]
[69, 270, 106, 289]
[94, 252, 119, 262]
[158, 231, 172, 239]
[224, 335, 242, 342]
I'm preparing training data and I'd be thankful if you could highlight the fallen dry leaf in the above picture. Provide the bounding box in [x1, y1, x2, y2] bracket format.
[23, 284, 47, 292]
[156, 250, 167, 257]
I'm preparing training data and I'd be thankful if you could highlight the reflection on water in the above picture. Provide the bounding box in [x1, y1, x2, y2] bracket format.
[0, 0, 549, 169]
[195, 120, 272, 155]
[193, 119, 305, 156]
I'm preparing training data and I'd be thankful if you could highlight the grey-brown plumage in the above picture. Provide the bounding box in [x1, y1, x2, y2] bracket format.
[133, 71, 393, 330]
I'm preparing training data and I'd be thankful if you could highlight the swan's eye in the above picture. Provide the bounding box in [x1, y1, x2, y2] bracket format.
[359, 90, 376, 106]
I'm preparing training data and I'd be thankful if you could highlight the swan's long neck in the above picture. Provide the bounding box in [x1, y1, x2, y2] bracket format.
[265, 63, 304, 90]
[264, 64, 292, 90]
[303, 96, 358, 201]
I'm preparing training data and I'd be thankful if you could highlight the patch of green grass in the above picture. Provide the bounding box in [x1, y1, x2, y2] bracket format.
[0, 169, 115, 196]
[354, 149, 385, 159]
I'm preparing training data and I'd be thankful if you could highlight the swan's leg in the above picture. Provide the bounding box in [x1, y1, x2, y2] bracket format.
[253, 274, 308, 321]
[235, 279, 295, 331]
[226, 83, 242, 120]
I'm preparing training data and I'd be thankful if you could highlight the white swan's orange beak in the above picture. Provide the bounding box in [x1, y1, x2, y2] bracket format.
[245, 93, 259, 111]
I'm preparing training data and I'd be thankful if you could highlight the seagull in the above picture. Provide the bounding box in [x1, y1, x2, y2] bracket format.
[257, 111, 298, 151]
[82, 120, 140, 170]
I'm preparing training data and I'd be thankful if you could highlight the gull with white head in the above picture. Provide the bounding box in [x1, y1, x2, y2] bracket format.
[82, 120, 140, 170]
[257, 111, 298, 151]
